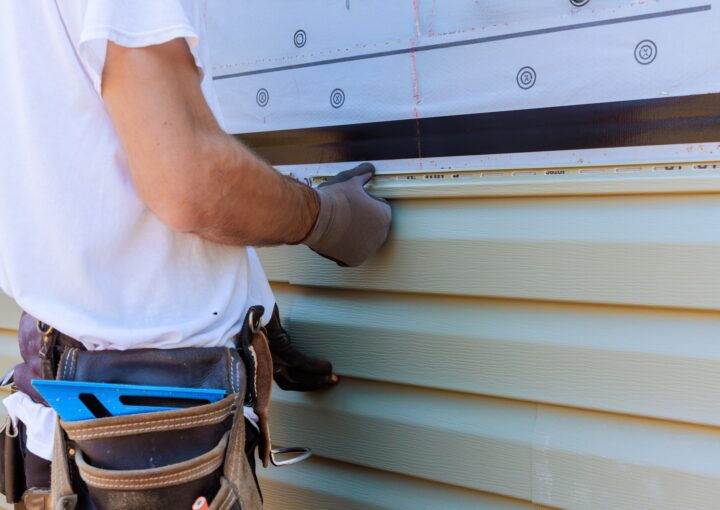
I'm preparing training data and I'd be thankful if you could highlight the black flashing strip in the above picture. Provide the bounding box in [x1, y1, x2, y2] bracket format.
[214, 5, 710, 80]
[236, 93, 720, 166]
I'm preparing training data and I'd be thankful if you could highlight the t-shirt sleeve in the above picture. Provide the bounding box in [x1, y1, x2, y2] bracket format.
[78, 0, 202, 94]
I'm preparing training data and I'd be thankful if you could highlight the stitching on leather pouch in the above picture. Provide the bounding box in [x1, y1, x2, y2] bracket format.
[231, 353, 237, 394]
[223, 488, 240, 510]
[66, 349, 72, 379]
[82, 457, 220, 484]
[78, 434, 229, 488]
[231, 355, 239, 395]
[81, 458, 222, 490]
[63, 347, 72, 379]
[220, 492, 236, 510]
[60, 349, 71, 380]
[64, 398, 232, 431]
[71, 348, 78, 379]
[225, 352, 233, 395]
[69, 411, 232, 440]
[248, 345, 257, 400]
[234, 357, 240, 395]
[67, 407, 233, 440]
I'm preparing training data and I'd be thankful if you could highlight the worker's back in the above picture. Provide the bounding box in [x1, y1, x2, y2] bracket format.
[0, 0, 274, 350]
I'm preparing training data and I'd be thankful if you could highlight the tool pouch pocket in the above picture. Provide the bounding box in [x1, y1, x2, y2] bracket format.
[0, 415, 25, 504]
[74, 431, 228, 509]
[44, 313, 267, 509]
[54, 395, 261, 510]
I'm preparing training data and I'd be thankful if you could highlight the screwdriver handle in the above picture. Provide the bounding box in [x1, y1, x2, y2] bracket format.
[193, 497, 209, 510]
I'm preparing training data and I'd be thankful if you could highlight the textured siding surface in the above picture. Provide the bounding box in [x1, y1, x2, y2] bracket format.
[0, 293, 19, 381]
[2, 186, 720, 508]
[0, 294, 19, 510]
[255, 188, 720, 510]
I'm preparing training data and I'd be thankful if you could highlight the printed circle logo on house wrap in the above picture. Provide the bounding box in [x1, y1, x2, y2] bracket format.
[256, 88, 270, 107]
[634, 40, 657, 65]
[516, 67, 537, 90]
[330, 88, 346, 108]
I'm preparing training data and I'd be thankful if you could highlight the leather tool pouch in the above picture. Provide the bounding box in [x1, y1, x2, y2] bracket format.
[49, 343, 265, 510]
[0, 413, 53, 507]
[55, 396, 260, 510]
[0, 414, 25, 504]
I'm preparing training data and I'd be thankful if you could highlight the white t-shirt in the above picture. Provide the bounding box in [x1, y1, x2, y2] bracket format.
[0, 1, 274, 347]
[0, 1, 273, 458]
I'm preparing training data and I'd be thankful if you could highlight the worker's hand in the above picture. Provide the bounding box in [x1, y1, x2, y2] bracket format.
[302, 163, 392, 267]
[266, 305, 338, 392]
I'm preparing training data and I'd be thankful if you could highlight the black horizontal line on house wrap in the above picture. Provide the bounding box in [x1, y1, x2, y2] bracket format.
[214, 4, 710, 79]
[235, 93, 720, 166]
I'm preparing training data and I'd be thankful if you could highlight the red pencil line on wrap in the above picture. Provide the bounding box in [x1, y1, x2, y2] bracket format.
[428, 0, 437, 36]
[412, 0, 422, 39]
[413, 107, 423, 167]
[409, 47, 422, 105]
[410, 0, 424, 168]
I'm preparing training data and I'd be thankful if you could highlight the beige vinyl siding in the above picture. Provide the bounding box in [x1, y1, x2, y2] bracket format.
[260, 456, 546, 510]
[0, 293, 19, 383]
[0, 295, 19, 510]
[261, 194, 720, 310]
[271, 284, 720, 427]
[255, 187, 720, 510]
[0, 294, 20, 331]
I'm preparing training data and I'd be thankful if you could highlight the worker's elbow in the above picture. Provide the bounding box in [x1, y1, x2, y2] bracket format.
[156, 199, 206, 234]
[135, 159, 216, 235]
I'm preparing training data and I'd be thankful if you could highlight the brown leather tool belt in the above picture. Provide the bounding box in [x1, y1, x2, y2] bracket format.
[1, 307, 273, 510]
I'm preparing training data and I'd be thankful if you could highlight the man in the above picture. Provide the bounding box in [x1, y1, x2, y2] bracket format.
[0, 0, 391, 508]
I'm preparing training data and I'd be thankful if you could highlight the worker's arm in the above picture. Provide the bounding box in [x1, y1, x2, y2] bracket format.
[102, 38, 318, 246]
[102, 38, 391, 266]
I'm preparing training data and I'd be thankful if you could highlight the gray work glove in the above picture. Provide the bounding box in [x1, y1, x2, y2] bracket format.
[303, 163, 392, 267]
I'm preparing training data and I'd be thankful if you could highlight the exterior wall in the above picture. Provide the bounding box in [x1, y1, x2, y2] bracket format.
[2, 181, 720, 508]
[0, 293, 20, 390]
[254, 185, 720, 510]
[0, 294, 20, 510]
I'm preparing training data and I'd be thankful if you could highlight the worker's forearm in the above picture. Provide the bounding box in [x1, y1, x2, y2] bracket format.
[184, 133, 319, 246]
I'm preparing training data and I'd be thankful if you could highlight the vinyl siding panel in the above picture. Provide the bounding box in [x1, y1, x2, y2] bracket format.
[271, 284, 720, 427]
[267, 379, 720, 510]
[261, 195, 720, 310]
[0, 297, 18, 510]
[0, 293, 20, 385]
[261, 456, 546, 510]
[0, 332, 18, 382]
[258, 189, 720, 509]
[530, 406, 720, 509]
[270, 378, 534, 499]
[0, 293, 20, 330]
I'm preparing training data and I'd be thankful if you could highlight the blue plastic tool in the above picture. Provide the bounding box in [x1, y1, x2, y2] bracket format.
[32, 380, 227, 421]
